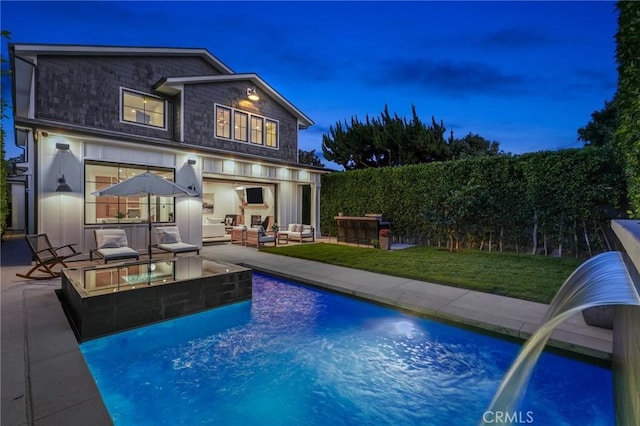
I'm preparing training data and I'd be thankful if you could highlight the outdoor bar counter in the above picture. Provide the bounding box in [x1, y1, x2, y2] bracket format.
[334, 215, 390, 246]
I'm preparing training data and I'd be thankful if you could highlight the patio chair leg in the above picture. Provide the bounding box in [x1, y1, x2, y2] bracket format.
[16, 263, 61, 280]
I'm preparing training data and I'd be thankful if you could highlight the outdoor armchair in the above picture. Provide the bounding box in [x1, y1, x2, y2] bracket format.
[245, 226, 276, 249]
[16, 233, 80, 280]
[91, 229, 140, 263]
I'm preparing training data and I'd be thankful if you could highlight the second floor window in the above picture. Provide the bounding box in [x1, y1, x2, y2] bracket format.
[121, 89, 166, 129]
[250, 116, 264, 145]
[215, 104, 279, 149]
[266, 119, 278, 148]
[216, 106, 231, 139]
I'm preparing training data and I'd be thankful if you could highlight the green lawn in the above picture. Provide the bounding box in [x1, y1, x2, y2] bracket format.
[261, 243, 583, 304]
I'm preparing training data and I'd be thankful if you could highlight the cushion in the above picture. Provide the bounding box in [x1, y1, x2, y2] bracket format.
[205, 216, 222, 224]
[162, 231, 179, 244]
[294, 224, 303, 232]
[288, 224, 296, 232]
[96, 246, 138, 261]
[225, 216, 236, 226]
[99, 235, 123, 249]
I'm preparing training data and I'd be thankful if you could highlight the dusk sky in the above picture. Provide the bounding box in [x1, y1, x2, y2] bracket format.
[1, 1, 619, 165]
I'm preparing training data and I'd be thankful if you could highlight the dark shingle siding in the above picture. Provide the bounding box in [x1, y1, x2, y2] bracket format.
[36, 54, 300, 162]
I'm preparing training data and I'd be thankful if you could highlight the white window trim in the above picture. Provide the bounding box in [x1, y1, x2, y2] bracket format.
[119, 87, 168, 130]
[214, 103, 279, 150]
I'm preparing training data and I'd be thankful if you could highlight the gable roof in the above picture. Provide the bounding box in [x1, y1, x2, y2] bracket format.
[154, 74, 314, 129]
[11, 43, 234, 74]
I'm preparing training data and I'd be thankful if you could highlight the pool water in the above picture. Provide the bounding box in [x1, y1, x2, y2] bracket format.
[80, 272, 614, 425]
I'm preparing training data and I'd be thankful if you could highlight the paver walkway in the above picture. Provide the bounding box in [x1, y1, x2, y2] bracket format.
[1, 237, 612, 425]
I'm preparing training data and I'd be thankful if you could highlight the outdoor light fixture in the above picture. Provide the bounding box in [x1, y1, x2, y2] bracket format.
[55, 175, 73, 192]
[188, 159, 197, 165]
[247, 87, 260, 101]
[55, 143, 70, 150]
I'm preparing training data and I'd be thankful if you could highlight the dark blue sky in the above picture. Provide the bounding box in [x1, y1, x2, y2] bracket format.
[1, 1, 618, 163]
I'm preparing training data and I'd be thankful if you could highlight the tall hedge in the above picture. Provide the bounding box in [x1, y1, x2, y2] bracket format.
[320, 146, 627, 257]
[615, 1, 640, 217]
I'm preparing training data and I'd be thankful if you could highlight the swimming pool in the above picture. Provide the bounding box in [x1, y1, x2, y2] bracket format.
[80, 272, 614, 425]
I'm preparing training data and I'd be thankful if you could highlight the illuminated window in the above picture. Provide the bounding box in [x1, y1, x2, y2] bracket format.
[234, 111, 248, 142]
[121, 89, 165, 128]
[84, 162, 175, 225]
[214, 103, 278, 149]
[250, 116, 264, 145]
[216, 106, 231, 139]
[266, 119, 278, 148]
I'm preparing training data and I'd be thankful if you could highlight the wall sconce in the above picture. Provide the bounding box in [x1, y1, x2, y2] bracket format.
[55, 175, 73, 192]
[56, 143, 70, 150]
[247, 87, 260, 101]
[187, 159, 197, 165]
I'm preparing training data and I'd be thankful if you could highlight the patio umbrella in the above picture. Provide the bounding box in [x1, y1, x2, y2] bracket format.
[92, 171, 198, 258]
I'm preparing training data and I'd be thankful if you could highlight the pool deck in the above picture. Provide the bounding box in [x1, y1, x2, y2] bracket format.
[1, 237, 612, 425]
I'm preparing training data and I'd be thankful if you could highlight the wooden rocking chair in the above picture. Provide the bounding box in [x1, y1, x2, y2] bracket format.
[16, 234, 80, 280]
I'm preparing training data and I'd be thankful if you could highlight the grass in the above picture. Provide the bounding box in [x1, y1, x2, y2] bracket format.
[260, 243, 583, 304]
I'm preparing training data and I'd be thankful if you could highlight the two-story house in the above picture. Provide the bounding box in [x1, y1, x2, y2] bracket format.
[9, 43, 325, 255]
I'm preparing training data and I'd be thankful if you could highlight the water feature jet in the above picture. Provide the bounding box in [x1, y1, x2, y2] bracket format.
[481, 220, 640, 426]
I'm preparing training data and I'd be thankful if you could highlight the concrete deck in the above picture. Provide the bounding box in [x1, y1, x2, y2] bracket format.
[1, 237, 612, 425]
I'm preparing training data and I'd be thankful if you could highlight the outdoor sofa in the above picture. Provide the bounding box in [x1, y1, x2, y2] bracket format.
[278, 224, 315, 243]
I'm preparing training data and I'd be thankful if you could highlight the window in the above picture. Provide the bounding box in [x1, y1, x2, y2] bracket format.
[250, 116, 264, 145]
[121, 89, 165, 128]
[266, 119, 278, 148]
[84, 162, 175, 225]
[216, 106, 231, 139]
[214, 103, 279, 149]
[234, 111, 248, 142]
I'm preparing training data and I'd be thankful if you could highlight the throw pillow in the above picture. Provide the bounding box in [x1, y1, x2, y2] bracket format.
[162, 231, 179, 244]
[288, 224, 296, 232]
[100, 235, 122, 249]
[294, 224, 303, 232]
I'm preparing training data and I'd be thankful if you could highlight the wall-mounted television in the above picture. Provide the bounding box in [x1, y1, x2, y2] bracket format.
[245, 187, 264, 204]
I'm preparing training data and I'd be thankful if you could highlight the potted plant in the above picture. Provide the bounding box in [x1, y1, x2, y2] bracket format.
[379, 228, 391, 250]
[371, 239, 380, 249]
[271, 223, 279, 232]
[114, 211, 126, 220]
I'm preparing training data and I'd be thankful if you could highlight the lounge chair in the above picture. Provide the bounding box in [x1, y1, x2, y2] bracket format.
[154, 226, 200, 255]
[91, 229, 140, 263]
[16, 233, 80, 279]
[245, 226, 276, 249]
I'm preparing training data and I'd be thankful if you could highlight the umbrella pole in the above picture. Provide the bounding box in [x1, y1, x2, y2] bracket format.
[148, 193, 153, 259]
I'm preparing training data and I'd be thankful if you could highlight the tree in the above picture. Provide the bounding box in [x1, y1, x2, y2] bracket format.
[448, 133, 502, 159]
[322, 105, 475, 169]
[1, 30, 11, 236]
[577, 99, 617, 147]
[615, 1, 640, 217]
[298, 149, 325, 167]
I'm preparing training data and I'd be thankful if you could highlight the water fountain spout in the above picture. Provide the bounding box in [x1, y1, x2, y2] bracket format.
[480, 251, 640, 426]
